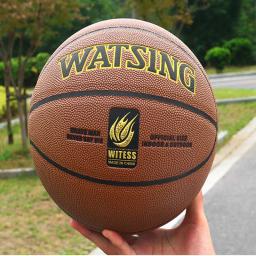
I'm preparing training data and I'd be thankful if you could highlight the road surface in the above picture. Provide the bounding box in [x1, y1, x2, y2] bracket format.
[205, 143, 256, 254]
[209, 72, 256, 89]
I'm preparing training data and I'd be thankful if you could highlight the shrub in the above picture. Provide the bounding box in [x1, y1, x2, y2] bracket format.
[0, 52, 50, 88]
[0, 86, 18, 121]
[31, 52, 50, 74]
[0, 62, 4, 85]
[205, 47, 231, 73]
[0, 59, 19, 85]
[224, 38, 254, 65]
[25, 52, 50, 86]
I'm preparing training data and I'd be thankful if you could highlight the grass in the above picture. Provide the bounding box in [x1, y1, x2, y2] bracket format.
[213, 88, 256, 149]
[216, 102, 256, 149]
[0, 124, 33, 169]
[206, 65, 256, 75]
[213, 88, 256, 99]
[0, 173, 95, 254]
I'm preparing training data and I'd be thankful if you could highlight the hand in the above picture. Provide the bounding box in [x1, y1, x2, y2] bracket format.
[70, 192, 215, 255]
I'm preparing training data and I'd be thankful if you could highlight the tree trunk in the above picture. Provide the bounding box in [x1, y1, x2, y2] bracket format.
[4, 66, 14, 144]
[16, 59, 28, 148]
[5, 88, 14, 144]
[17, 97, 27, 148]
[23, 88, 28, 137]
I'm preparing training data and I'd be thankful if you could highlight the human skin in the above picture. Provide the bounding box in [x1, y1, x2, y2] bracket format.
[70, 191, 215, 255]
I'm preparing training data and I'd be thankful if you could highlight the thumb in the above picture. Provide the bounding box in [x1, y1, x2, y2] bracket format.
[182, 191, 207, 225]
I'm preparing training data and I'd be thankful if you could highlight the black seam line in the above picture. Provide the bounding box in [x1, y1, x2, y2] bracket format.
[30, 89, 217, 129]
[30, 137, 216, 187]
[30, 90, 217, 129]
[41, 25, 209, 84]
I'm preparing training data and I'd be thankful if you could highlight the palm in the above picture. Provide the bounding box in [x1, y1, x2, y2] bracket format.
[71, 192, 215, 255]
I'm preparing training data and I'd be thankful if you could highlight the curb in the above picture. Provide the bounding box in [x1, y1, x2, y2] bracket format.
[208, 71, 256, 79]
[0, 167, 35, 178]
[216, 96, 256, 105]
[212, 117, 256, 169]
[0, 118, 19, 130]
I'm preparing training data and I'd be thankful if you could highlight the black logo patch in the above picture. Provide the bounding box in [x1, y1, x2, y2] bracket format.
[107, 108, 140, 168]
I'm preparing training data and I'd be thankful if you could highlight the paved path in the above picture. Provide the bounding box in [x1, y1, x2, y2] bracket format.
[209, 72, 256, 89]
[0, 118, 19, 130]
[205, 143, 256, 254]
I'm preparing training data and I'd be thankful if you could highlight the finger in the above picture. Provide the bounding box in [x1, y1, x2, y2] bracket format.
[70, 220, 115, 254]
[183, 191, 207, 225]
[122, 234, 138, 245]
[102, 229, 136, 255]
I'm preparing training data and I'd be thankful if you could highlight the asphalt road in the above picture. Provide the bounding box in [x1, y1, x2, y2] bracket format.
[205, 143, 256, 254]
[209, 72, 256, 89]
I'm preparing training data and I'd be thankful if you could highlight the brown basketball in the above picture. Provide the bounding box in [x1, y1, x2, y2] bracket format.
[28, 19, 217, 233]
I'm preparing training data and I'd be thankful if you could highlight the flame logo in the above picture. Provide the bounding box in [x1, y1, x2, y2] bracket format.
[109, 112, 138, 148]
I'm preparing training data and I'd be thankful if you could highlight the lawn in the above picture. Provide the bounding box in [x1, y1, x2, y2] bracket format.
[213, 88, 256, 149]
[0, 173, 95, 254]
[216, 102, 256, 149]
[206, 65, 256, 75]
[213, 88, 256, 99]
[0, 124, 33, 169]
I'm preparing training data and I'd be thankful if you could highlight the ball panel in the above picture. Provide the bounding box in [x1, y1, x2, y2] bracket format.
[31, 22, 216, 121]
[31, 145, 215, 233]
[28, 96, 216, 182]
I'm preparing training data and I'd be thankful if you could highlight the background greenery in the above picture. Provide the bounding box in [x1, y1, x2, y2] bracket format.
[1, 0, 255, 85]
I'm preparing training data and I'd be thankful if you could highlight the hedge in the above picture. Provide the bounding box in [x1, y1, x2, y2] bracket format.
[205, 47, 231, 72]
[0, 52, 50, 87]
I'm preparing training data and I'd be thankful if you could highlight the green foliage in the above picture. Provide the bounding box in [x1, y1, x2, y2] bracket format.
[39, 0, 124, 54]
[205, 47, 231, 72]
[182, 0, 242, 64]
[125, 0, 203, 31]
[0, 86, 18, 121]
[0, 62, 3, 86]
[0, 52, 50, 87]
[30, 53, 50, 74]
[236, 0, 256, 45]
[224, 38, 254, 65]
[25, 52, 50, 86]
[0, 59, 19, 85]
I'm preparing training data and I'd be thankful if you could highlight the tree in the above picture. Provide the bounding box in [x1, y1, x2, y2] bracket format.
[205, 47, 231, 73]
[38, 0, 125, 55]
[0, 0, 84, 147]
[182, 0, 242, 64]
[236, 0, 256, 61]
[125, 0, 209, 35]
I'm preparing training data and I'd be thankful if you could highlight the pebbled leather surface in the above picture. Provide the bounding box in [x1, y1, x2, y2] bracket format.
[28, 18, 217, 233]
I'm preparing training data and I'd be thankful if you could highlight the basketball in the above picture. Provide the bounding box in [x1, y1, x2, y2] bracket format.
[28, 19, 217, 233]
